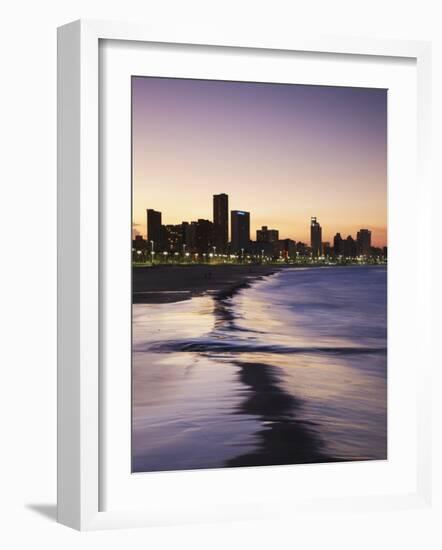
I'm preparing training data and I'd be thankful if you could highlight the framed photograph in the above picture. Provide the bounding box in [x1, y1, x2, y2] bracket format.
[57, 20, 432, 530]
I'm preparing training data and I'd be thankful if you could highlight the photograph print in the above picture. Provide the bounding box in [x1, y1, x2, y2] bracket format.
[131, 76, 387, 473]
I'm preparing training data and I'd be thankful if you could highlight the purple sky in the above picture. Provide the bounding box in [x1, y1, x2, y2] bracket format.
[132, 76, 387, 246]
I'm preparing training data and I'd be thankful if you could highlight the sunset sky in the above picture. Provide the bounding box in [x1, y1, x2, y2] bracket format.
[132, 77, 387, 247]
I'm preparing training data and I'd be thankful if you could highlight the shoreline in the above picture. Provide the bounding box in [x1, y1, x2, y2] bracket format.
[132, 264, 281, 304]
[132, 263, 386, 304]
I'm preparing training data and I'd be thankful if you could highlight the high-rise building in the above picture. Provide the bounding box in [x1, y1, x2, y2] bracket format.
[195, 219, 214, 254]
[147, 209, 162, 251]
[310, 217, 322, 257]
[256, 226, 279, 243]
[356, 229, 372, 257]
[322, 242, 331, 257]
[164, 224, 184, 253]
[344, 235, 357, 258]
[213, 193, 229, 253]
[333, 232, 344, 256]
[133, 234, 145, 251]
[276, 238, 297, 259]
[231, 210, 250, 253]
[296, 241, 307, 256]
[183, 221, 197, 252]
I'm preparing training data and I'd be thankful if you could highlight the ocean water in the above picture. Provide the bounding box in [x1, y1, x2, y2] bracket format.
[132, 266, 387, 472]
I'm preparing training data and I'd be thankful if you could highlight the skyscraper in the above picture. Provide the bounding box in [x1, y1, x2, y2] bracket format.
[147, 209, 162, 251]
[310, 217, 322, 257]
[213, 193, 229, 253]
[357, 229, 372, 257]
[231, 210, 250, 253]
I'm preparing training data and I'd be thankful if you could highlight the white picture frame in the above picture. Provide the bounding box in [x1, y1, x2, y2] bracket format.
[57, 19, 432, 531]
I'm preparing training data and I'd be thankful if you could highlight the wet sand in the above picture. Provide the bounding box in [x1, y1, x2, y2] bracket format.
[132, 264, 281, 303]
[132, 265, 387, 471]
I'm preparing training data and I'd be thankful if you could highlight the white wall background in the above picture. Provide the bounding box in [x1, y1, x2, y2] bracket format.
[0, 1, 441, 548]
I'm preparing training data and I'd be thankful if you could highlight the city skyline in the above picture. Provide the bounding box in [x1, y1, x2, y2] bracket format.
[133, 77, 387, 247]
[137, 192, 382, 261]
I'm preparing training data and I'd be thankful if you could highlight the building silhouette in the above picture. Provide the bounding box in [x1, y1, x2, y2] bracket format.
[256, 226, 279, 243]
[296, 241, 307, 256]
[184, 221, 198, 252]
[250, 241, 274, 257]
[344, 235, 357, 258]
[213, 193, 229, 253]
[333, 232, 344, 256]
[310, 217, 322, 257]
[231, 210, 250, 253]
[195, 219, 214, 254]
[141, 196, 382, 263]
[357, 229, 372, 256]
[164, 224, 184, 253]
[276, 238, 296, 259]
[146, 209, 162, 251]
[133, 234, 145, 251]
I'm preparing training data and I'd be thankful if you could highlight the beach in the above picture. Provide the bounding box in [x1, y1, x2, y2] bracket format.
[132, 266, 387, 472]
[132, 264, 281, 303]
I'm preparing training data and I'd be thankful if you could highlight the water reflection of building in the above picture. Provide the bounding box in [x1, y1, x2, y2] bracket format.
[213, 193, 229, 253]
[146, 209, 162, 251]
[310, 217, 322, 257]
[231, 210, 250, 252]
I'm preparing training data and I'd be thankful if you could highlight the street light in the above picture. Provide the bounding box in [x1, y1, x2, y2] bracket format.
[150, 240, 154, 264]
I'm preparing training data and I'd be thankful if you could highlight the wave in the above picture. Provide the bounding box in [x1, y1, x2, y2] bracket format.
[136, 338, 387, 355]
